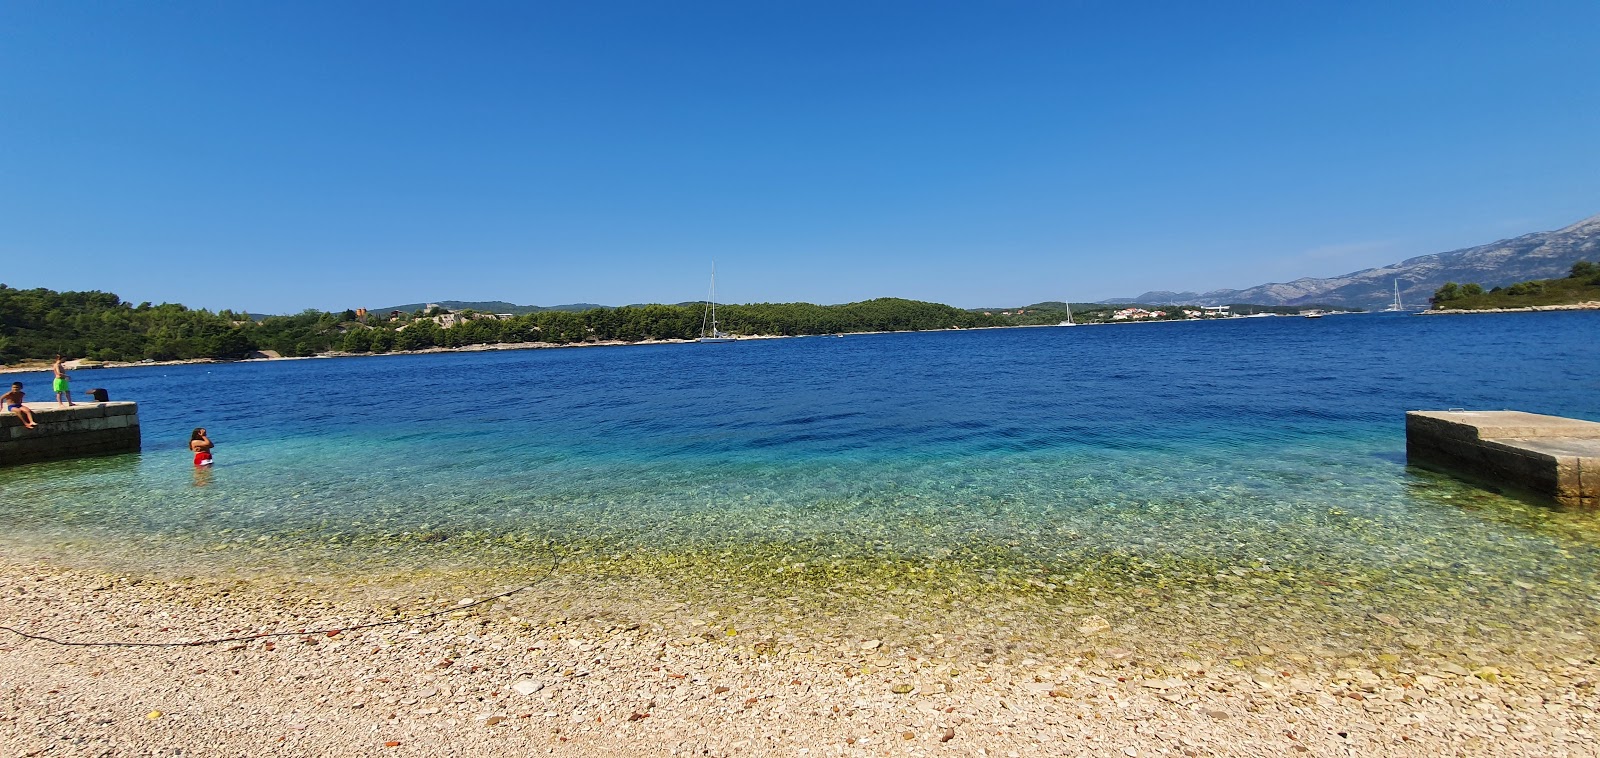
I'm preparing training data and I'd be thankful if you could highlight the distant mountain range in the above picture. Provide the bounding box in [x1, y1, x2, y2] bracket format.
[1107, 214, 1600, 309]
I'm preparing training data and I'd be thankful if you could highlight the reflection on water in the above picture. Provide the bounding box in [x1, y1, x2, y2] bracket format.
[2, 313, 1598, 670]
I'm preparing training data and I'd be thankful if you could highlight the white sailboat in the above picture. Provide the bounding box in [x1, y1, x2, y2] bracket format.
[1384, 279, 1405, 312]
[1056, 301, 1077, 327]
[697, 264, 736, 343]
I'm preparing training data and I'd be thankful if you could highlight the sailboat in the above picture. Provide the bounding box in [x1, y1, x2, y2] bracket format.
[697, 264, 736, 343]
[1056, 301, 1077, 327]
[1384, 279, 1405, 312]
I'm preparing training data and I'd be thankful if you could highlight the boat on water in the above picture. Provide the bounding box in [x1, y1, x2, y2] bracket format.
[1056, 301, 1077, 327]
[1384, 279, 1406, 312]
[697, 264, 736, 343]
[1302, 310, 1324, 319]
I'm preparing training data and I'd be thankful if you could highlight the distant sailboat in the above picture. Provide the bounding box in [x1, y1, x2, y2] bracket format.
[1057, 301, 1077, 327]
[1384, 279, 1405, 312]
[698, 264, 736, 343]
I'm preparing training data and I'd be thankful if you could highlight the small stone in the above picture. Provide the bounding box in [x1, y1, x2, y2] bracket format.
[940, 726, 955, 742]
[713, 685, 730, 694]
[1077, 616, 1111, 635]
[1203, 708, 1228, 719]
[485, 716, 506, 726]
[146, 711, 162, 719]
[861, 640, 882, 651]
[1372, 613, 1402, 627]
[512, 680, 545, 696]
[891, 684, 914, 694]
[1139, 679, 1181, 690]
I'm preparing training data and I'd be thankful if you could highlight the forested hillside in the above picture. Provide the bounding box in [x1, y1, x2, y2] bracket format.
[0, 285, 1003, 363]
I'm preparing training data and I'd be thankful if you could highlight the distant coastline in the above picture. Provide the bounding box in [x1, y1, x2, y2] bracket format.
[0, 336, 746, 374]
[0, 323, 1062, 374]
[1420, 301, 1600, 315]
[14, 304, 1594, 375]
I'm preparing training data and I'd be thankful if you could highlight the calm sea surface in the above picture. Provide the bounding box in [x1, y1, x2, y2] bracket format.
[4, 312, 1599, 665]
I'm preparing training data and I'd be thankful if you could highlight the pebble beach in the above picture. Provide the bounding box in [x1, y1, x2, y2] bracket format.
[4, 559, 1597, 757]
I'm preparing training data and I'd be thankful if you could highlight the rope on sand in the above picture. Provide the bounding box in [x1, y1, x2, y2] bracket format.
[0, 553, 561, 649]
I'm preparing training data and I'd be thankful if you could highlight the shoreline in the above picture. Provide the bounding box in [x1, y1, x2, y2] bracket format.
[1420, 301, 1600, 315]
[7, 304, 1597, 374]
[0, 318, 1232, 375]
[0, 334, 808, 375]
[3, 558, 1595, 756]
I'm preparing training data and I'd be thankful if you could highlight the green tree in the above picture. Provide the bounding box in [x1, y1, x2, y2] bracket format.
[206, 327, 256, 360]
[340, 329, 373, 353]
[369, 330, 395, 353]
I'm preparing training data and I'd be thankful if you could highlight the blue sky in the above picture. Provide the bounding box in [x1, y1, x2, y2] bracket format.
[2, 1, 1596, 313]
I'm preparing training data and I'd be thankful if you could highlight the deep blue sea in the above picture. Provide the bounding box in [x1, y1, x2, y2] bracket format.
[4, 311, 1599, 663]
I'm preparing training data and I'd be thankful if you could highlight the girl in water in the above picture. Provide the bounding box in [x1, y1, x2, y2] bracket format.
[190, 428, 215, 466]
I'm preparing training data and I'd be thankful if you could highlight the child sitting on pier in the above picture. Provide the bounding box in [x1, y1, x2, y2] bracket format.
[2, 383, 39, 429]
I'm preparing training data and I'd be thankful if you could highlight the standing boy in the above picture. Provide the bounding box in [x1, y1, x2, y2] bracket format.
[53, 354, 73, 406]
[2, 382, 38, 428]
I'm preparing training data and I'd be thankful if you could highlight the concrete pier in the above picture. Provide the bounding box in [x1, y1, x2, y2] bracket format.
[1406, 410, 1600, 508]
[0, 402, 141, 467]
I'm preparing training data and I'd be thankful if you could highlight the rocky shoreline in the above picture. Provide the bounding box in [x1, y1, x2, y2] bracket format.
[2, 560, 1595, 756]
[1420, 301, 1600, 315]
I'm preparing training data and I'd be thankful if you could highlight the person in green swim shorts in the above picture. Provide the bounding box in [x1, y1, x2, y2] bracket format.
[53, 354, 74, 406]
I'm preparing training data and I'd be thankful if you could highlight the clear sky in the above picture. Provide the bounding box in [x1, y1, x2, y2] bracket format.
[2, 1, 1596, 313]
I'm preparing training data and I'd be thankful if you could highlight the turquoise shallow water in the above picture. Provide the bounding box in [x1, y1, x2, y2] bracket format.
[3, 312, 1599, 663]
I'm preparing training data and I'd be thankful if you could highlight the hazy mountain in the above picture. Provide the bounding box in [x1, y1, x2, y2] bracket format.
[369, 300, 607, 315]
[1108, 214, 1600, 308]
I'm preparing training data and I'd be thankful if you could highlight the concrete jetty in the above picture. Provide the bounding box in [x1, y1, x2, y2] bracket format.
[1406, 410, 1600, 508]
[0, 402, 141, 467]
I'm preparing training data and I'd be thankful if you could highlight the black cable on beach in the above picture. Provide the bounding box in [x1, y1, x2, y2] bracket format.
[0, 553, 562, 650]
